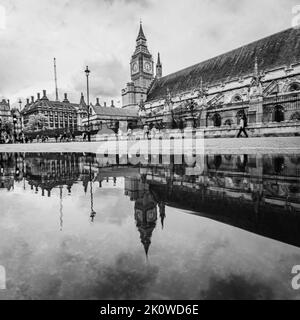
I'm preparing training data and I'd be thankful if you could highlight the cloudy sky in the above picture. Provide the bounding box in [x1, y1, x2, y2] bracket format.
[0, 0, 299, 107]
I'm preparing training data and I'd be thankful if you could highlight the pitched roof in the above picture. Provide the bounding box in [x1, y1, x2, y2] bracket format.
[22, 99, 78, 114]
[91, 105, 138, 118]
[147, 28, 300, 101]
[21, 96, 88, 114]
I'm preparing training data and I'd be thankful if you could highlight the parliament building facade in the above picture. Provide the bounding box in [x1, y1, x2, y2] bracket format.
[122, 25, 300, 137]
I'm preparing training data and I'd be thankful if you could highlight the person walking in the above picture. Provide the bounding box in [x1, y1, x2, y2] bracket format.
[237, 114, 248, 138]
[143, 124, 149, 139]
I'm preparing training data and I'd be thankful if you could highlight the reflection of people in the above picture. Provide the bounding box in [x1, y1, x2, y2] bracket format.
[237, 115, 248, 138]
[236, 154, 248, 171]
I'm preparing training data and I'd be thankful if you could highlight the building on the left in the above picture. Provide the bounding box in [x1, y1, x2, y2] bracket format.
[0, 99, 11, 123]
[20, 90, 88, 133]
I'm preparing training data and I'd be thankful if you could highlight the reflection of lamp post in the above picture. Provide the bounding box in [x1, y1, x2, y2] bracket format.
[59, 186, 63, 231]
[89, 160, 96, 222]
[85, 66, 91, 142]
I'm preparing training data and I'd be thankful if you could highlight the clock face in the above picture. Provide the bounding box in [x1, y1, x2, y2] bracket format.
[131, 61, 139, 74]
[143, 60, 152, 73]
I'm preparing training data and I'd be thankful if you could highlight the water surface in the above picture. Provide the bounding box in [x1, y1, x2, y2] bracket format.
[0, 152, 300, 300]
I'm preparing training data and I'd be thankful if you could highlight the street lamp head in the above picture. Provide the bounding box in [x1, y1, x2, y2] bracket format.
[85, 66, 90, 76]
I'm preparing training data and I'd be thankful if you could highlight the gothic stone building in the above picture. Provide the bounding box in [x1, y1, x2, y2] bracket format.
[21, 90, 88, 132]
[122, 26, 300, 136]
[82, 98, 138, 133]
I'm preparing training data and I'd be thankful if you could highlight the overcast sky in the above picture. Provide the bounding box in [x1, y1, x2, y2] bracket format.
[0, 0, 299, 107]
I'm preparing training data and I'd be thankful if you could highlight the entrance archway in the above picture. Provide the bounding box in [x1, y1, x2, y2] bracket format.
[274, 106, 284, 122]
[212, 113, 221, 127]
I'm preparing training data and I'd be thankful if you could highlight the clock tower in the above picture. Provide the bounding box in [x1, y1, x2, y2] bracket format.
[122, 22, 156, 110]
[130, 22, 154, 88]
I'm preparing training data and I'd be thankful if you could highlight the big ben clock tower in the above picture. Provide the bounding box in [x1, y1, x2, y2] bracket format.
[122, 22, 157, 110]
[130, 22, 154, 88]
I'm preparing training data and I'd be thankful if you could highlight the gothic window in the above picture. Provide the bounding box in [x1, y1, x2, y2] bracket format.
[288, 82, 300, 92]
[273, 105, 284, 122]
[212, 113, 221, 127]
[290, 112, 300, 121]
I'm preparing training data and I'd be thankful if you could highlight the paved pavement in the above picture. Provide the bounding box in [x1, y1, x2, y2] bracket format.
[0, 137, 299, 154]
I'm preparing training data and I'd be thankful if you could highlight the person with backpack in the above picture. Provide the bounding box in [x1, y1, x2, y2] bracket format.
[237, 114, 248, 138]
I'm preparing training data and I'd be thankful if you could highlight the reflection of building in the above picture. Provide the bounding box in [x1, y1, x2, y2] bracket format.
[24, 153, 82, 196]
[0, 153, 25, 190]
[122, 25, 300, 136]
[134, 177, 158, 256]
[0, 153, 15, 190]
[1, 151, 300, 247]
[136, 153, 300, 246]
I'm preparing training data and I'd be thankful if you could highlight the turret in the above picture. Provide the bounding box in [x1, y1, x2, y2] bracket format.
[79, 92, 86, 106]
[156, 52, 162, 79]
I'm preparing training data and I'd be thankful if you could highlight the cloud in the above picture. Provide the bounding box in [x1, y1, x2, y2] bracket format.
[0, 0, 299, 106]
[72, 57, 128, 101]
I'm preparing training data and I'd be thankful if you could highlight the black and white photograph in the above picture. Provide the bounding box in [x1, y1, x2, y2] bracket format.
[0, 0, 300, 310]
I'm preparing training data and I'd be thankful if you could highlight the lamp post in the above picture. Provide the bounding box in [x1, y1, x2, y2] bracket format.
[13, 114, 17, 143]
[85, 66, 91, 142]
[18, 99, 23, 139]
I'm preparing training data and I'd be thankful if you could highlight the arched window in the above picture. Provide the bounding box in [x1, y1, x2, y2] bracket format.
[273, 105, 284, 122]
[212, 113, 221, 127]
[288, 82, 300, 92]
[224, 119, 232, 127]
[290, 112, 300, 121]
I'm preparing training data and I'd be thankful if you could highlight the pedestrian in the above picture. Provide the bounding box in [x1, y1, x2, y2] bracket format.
[143, 124, 149, 139]
[237, 114, 248, 138]
[127, 128, 132, 139]
[151, 125, 156, 138]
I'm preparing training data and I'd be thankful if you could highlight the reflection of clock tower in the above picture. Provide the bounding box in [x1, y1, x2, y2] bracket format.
[122, 22, 157, 110]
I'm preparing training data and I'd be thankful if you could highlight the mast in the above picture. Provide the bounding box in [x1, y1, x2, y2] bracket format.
[54, 57, 59, 101]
